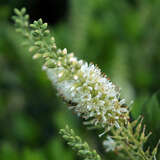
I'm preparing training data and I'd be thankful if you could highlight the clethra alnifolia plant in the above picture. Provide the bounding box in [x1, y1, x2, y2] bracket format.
[12, 8, 159, 160]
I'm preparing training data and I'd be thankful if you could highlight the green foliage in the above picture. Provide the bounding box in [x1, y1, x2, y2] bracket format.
[60, 125, 101, 160]
[22, 149, 45, 160]
[142, 91, 160, 133]
[46, 138, 75, 160]
[111, 118, 159, 160]
[0, 143, 19, 160]
[132, 91, 160, 151]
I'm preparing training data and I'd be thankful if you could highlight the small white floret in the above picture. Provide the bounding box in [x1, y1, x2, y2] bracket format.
[63, 48, 67, 55]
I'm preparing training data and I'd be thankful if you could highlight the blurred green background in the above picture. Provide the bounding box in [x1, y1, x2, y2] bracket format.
[0, 0, 160, 159]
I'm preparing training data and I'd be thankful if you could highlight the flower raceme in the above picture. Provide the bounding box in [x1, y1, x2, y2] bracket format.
[46, 49, 129, 131]
[13, 8, 159, 160]
[12, 8, 129, 133]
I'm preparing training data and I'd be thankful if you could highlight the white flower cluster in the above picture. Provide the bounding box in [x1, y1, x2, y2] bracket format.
[103, 137, 117, 152]
[44, 48, 129, 131]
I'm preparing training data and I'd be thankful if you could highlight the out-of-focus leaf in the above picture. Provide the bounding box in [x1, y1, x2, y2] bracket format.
[142, 91, 160, 132]
[0, 142, 19, 160]
[45, 138, 74, 160]
[0, 5, 10, 20]
[22, 148, 45, 160]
